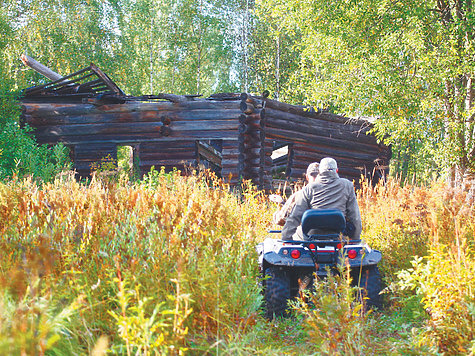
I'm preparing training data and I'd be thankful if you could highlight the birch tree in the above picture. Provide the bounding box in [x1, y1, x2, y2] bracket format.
[254, 0, 475, 183]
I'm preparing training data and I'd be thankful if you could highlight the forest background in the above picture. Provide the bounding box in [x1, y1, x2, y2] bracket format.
[1, 0, 475, 183]
[1, 0, 475, 355]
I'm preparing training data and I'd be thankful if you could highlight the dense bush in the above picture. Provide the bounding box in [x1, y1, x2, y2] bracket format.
[0, 28, 71, 182]
[0, 169, 272, 354]
[359, 178, 475, 354]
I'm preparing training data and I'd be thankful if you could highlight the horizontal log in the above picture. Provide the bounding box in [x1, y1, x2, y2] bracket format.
[264, 107, 372, 134]
[22, 100, 242, 116]
[240, 101, 254, 114]
[243, 131, 260, 142]
[265, 111, 377, 145]
[33, 122, 164, 137]
[243, 142, 261, 151]
[265, 127, 381, 154]
[292, 146, 379, 162]
[139, 159, 195, 166]
[242, 167, 259, 179]
[244, 151, 260, 160]
[222, 148, 240, 155]
[243, 147, 261, 156]
[140, 153, 196, 161]
[222, 155, 239, 162]
[23, 109, 242, 125]
[244, 159, 260, 167]
[34, 133, 239, 146]
[261, 98, 371, 126]
[291, 154, 371, 168]
[140, 142, 197, 150]
[239, 113, 261, 125]
[221, 159, 239, 167]
[295, 140, 388, 155]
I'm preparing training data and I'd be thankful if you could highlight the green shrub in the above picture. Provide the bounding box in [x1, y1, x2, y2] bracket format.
[0, 91, 71, 182]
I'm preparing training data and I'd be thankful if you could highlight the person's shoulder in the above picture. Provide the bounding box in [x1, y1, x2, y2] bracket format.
[304, 181, 321, 193]
[338, 177, 355, 188]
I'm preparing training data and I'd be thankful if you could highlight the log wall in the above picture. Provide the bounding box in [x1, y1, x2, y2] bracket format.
[21, 93, 390, 189]
[262, 98, 390, 187]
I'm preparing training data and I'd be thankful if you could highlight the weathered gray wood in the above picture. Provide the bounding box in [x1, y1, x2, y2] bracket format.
[265, 127, 381, 154]
[22, 100, 242, 116]
[265, 110, 376, 145]
[21, 54, 63, 81]
[265, 107, 371, 131]
[21, 90, 389, 185]
[262, 97, 371, 125]
[240, 101, 254, 114]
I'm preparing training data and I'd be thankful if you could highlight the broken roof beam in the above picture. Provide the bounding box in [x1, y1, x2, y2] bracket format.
[21, 54, 63, 82]
[21, 55, 126, 98]
[89, 64, 125, 96]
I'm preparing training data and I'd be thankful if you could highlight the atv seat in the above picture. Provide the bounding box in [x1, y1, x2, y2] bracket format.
[301, 209, 346, 240]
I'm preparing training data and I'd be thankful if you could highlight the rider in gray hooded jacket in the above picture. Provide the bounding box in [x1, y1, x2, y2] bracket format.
[281, 157, 362, 240]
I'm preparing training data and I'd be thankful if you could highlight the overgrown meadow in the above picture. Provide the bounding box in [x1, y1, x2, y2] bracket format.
[0, 170, 474, 355]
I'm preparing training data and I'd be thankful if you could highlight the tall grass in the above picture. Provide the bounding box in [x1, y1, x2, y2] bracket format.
[0, 169, 272, 354]
[359, 178, 475, 354]
[1, 172, 475, 354]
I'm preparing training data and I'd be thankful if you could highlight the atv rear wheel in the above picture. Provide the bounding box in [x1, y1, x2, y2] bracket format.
[264, 266, 291, 319]
[352, 265, 382, 309]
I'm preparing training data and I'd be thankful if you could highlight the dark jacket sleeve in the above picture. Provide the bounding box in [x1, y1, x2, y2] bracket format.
[345, 182, 362, 239]
[281, 188, 311, 240]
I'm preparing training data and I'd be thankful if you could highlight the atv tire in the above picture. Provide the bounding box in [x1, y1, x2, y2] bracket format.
[352, 265, 382, 309]
[264, 266, 291, 319]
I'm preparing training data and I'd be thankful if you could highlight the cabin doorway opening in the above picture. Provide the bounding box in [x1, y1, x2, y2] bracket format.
[117, 145, 140, 179]
[271, 142, 293, 180]
[196, 140, 223, 177]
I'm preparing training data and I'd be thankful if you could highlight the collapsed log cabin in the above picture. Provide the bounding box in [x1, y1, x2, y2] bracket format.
[20, 59, 390, 189]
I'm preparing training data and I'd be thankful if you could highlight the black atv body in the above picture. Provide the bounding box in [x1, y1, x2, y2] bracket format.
[257, 209, 382, 319]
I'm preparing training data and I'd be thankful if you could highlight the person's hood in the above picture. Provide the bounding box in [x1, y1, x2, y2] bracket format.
[316, 170, 339, 184]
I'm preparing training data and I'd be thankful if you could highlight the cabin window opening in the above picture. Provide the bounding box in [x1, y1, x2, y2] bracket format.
[271, 142, 292, 180]
[117, 145, 140, 179]
[196, 140, 223, 177]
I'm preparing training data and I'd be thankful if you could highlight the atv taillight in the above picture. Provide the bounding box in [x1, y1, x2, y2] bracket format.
[290, 249, 301, 259]
[347, 249, 358, 259]
[308, 243, 316, 252]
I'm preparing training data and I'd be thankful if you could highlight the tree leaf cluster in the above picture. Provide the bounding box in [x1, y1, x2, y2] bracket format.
[251, 0, 475, 182]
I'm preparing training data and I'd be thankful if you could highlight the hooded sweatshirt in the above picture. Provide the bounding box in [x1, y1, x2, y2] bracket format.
[281, 170, 362, 240]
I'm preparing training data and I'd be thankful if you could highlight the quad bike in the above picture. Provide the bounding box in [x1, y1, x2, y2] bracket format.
[257, 209, 382, 319]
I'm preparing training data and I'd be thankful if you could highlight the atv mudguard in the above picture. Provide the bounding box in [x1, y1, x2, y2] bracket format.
[257, 237, 382, 269]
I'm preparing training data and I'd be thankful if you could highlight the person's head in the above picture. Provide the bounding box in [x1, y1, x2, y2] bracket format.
[305, 162, 319, 183]
[319, 157, 338, 174]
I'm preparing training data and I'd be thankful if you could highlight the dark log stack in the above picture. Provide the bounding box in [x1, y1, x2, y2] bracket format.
[20, 65, 389, 189]
[262, 97, 390, 187]
[22, 99, 246, 184]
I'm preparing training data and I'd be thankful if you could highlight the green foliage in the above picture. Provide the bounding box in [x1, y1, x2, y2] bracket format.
[0, 171, 270, 353]
[359, 176, 475, 354]
[1, 0, 245, 96]
[1, 173, 475, 354]
[398, 250, 475, 354]
[253, 0, 475, 181]
[0, 93, 71, 182]
[0, 275, 82, 354]
[0, 124, 71, 181]
[293, 268, 368, 355]
[108, 276, 191, 354]
[0, 9, 72, 182]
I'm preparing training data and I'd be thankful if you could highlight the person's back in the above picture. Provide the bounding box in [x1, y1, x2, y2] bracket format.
[271, 162, 319, 226]
[281, 157, 362, 240]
